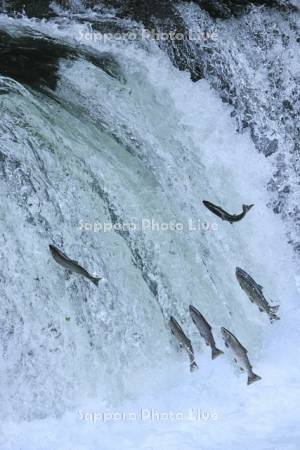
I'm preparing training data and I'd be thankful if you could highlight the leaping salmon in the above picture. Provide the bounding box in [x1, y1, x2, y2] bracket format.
[169, 316, 198, 372]
[49, 244, 102, 286]
[235, 267, 279, 323]
[202, 201, 254, 223]
[221, 327, 261, 385]
[189, 305, 223, 360]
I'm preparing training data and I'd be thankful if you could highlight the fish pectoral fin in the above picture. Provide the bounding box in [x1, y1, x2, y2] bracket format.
[259, 307, 264, 312]
[234, 358, 237, 363]
[239, 367, 245, 372]
[225, 342, 229, 348]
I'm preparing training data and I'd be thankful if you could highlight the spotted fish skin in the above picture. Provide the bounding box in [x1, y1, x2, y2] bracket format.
[169, 316, 198, 372]
[236, 267, 279, 323]
[221, 327, 261, 385]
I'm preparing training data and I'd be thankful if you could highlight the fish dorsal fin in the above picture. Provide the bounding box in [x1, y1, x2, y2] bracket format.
[258, 284, 263, 291]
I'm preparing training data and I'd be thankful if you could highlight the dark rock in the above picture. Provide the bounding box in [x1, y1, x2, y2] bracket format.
[265, 139, 279, 157]
[101, 0, 298, 21]
[191, 0, 296, 18]
[0, 0, 53, 18]
[282, 99, 293, 110]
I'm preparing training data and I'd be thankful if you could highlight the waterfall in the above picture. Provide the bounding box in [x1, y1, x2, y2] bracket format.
[0, 2, 299, 448]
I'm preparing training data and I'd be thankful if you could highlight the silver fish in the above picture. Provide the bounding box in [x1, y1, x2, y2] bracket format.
[236, 267, 279, 323]
[49, 244, 101, 286]
[169, 316, 198, 372]
[189, 305, 223, 359]
[221, 327, 261, 385]
[203, 201, 253, 223]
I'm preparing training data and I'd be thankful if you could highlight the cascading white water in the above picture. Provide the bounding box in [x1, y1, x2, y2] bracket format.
[0, 7, 299, 450]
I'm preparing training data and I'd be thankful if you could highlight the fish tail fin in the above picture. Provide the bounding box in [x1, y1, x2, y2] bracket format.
[269, 305, 280, 322]
[212, 347, 224, 360]
[270, 305, 280, 313]
[190, 360, 198, 372]
[247, 372, 262, 385]
[91, 277, 102, 287]
[270, 313, 280, 323]
[243, 204, 254, 212]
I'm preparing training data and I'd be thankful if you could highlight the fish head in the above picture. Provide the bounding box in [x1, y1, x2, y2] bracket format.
[189, 304, 197, 317]
[235, 267, 247, 280]
[220, 327, 228, 339]
[169, 316, 180, 331]
[169, 316, 175, 326]
[221, 327, 234, 342]
[203, 200, 214, 209]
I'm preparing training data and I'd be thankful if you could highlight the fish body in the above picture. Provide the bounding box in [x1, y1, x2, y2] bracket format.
[221, 327, 261, 385]
[189, 305, 223, 359]
[169, 316, 198, 372]
[203, 201, 253, 223]
[49, 244, 101, 286]
[235, 267, 279, 323]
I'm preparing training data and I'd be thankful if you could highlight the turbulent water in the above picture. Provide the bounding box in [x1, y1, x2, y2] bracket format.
[0, 2, 299, 449]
